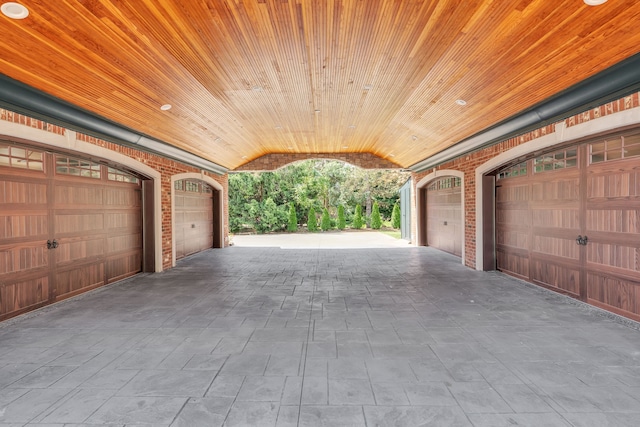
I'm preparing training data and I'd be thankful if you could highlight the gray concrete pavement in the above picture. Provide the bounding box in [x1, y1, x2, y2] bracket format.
[231, 230, 410, 249]
[1, 244, 639, 426]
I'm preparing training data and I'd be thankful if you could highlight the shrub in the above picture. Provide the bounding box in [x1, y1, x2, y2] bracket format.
[321, 208, 331, 231]
[353, 204, 364, 229]
[371, 201, 382, 229]
[337, 205, 346, 230]
[307, 207, 317, 232]
[253, 198, 283, 233]
[287, 202, 297, 232]
[391, 202, 401, 229]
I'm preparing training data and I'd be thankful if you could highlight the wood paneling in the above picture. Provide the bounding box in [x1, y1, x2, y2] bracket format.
[1, 1, 640, 169]
[0, 163, 52, 318]
[426, 177, 461, 257]
[497, 159, 582, 295]
[175, 180, 214, 260]
[585, 158, 640, 320]
[0, 145, 143, 320]
[495, 138, 640, 321]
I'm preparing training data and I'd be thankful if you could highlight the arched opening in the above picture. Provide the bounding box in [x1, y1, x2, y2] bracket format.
[171, 173, 224, 266]
[415, 170, 465, 264]
[0, 126, 162, 320]
[475, 113, 640, 321]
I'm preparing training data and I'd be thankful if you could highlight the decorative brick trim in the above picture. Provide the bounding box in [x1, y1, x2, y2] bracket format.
[234, 152, 402, 171]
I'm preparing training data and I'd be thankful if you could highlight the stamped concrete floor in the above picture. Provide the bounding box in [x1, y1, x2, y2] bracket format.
[1, 245, 640, 427]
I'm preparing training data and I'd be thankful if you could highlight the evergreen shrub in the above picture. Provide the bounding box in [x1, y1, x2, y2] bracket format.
[288, 202, 297, 232]
[307, 207, 317, 231]
[371, 201, 382, 229]
[321, 208, 331, 231]
[391, 202, 401, 229]
[353, 205, 364, 229]
[337, 205, 346, 230]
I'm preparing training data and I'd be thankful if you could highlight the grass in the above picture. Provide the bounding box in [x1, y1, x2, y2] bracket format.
[379, 229, 401, 239]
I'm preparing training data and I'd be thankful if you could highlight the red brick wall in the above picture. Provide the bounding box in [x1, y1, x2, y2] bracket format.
[0, 109, 66, 135]
[0, 109, 229, 271]
[411, 93, 640, 270]
[235, 152, 402, 171]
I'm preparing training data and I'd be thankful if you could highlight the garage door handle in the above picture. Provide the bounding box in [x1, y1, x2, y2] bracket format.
[576, 235, 588, 246]
[47, 239, 59, 249]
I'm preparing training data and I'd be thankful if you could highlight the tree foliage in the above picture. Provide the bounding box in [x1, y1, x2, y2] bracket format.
[228, 160, 410, 233]
[321, 208, 331, 231]
[371, 201, 382, 229]
[353, 204, 364, 229]
[391, 202, 401, 229]
[287, 202, 297, 232]
[337, 205, 346, 230]
[307, 207, 317, 232]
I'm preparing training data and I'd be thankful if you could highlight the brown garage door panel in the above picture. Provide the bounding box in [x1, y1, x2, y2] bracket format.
[54, 184, 103, 207]
[1, 148, 144, 320]
[55, 237, 106, 266]
[531, 257, 581, 296]
[107, 252, 142, 283]
[0, 243, 49, 276]
[54, 212, 105, 235]
[532, 235, 580, 260]
[0, 213, 49, 242]
[495, 139, 640, 322]
[496, 248, 529, 279]
[55, 262, 105, 299]
[426, 178, 462, 257]
[175, 181, 215, 260]
[587, 241, 639, 270]
[0, 276, 50, 319]
[587, 273, 640, 322]
[105, 211, 142, 231]
[0, 176, 48, 205]
[107, 233, 142, 254]
[103, 186, 141, 207]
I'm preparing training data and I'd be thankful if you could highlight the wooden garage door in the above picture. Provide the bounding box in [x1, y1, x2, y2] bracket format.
[0, 143, 142, 320]
[426, 176, 462, 256]
[496, 131, 640, 321]
[175, 179, 214, 260]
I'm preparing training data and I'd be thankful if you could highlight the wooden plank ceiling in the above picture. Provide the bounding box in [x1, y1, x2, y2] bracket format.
[1, 0, 639, 170]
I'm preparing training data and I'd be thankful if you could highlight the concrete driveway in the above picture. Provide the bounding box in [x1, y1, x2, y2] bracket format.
[231, 230, 411, 249]
[1, 244, 639, 426]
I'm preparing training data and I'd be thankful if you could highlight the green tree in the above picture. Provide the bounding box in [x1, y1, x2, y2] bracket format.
[321, 207, 331, 231]
[353, 204, 364, 229]
[307, 207, 317, 232]
[371, 201, 382, 229]
[228, 160, 410, 233]
[337, 205, 346, 230]
[391, 202, 401, 229]
[287, 202, 297, 232]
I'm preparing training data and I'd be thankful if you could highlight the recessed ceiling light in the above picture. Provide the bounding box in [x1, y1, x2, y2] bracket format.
[348, 125, 355, 129]
[252, 85, 263, 92]
[342, 146, 349, 149]
[389, 154, 395, 157]
[314, 109, 321, 113]
[275, 125, 282, 129]
[242, 156, 247, 159]
[1, 2, 29, 19]
[456, 99, 467, 106]
[411, 135, 418, 141]
[214, 137, 221, 142]
[584, 0, 607, 5]
[160, 104, 172, 111]
[287, 146, 294, 149]
[363, 84, 373, 90]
